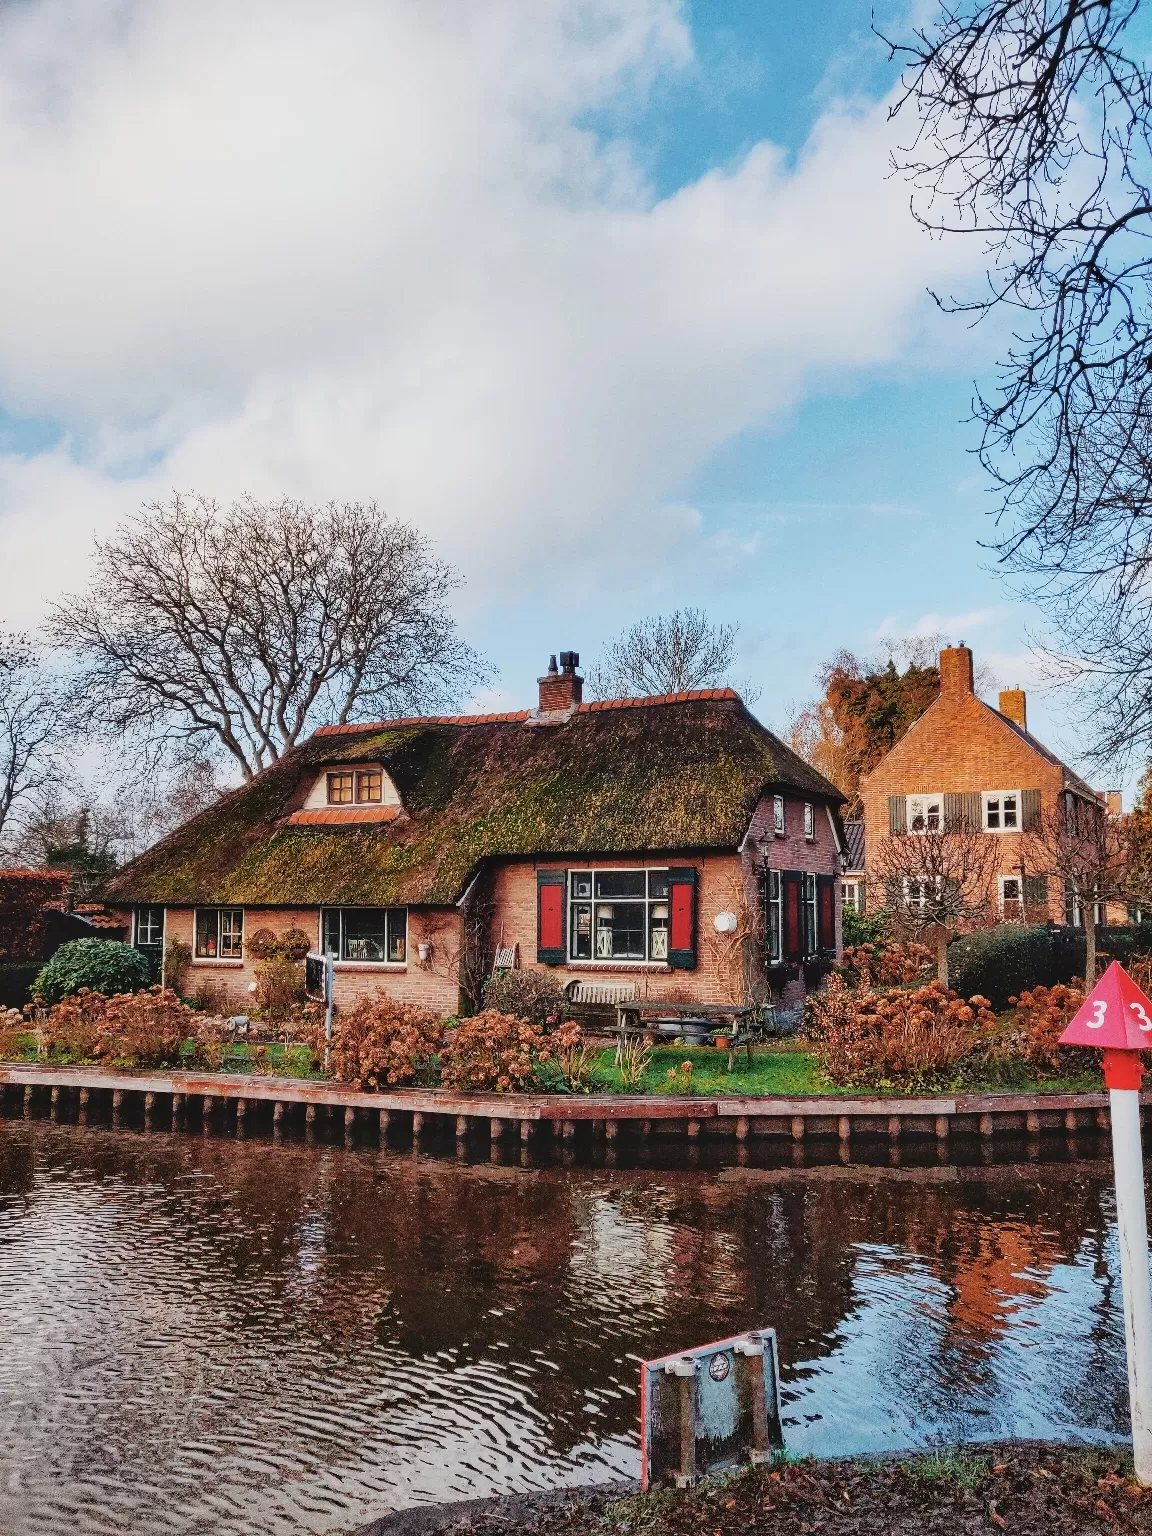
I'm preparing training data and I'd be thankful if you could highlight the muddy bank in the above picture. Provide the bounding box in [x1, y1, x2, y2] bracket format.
[353, 1445, 1152, 1535]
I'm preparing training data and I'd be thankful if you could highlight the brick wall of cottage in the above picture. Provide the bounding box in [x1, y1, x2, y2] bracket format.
[112, 906, 464, 1016]
[483, 790, 842, 1013]
[859, 645, 1074, 921]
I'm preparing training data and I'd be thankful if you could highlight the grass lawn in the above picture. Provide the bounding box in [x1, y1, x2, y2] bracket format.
[588, 1042, 834, 1097]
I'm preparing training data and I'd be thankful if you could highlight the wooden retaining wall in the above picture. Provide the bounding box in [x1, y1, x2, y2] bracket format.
[0, 1063, 1136, 1148]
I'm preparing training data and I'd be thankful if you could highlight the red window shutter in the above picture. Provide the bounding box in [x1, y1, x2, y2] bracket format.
[668, 867, 697, 970]
[818, 873, 836, 954]
[537, 870, 567, 965]
[783, 871, 802, 961]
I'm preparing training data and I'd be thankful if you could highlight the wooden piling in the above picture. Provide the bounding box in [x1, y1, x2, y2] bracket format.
[1065, 1109, 1078, 1132]
[305, 1103, 316, 1125]
[1026, 1110, 1041, 1134]
[412, 1112, 424, 1137]
[687, 1118, 701, 1139]
[378, 1108, 390, 1135]
[888, 1115, 901, 1142]
[791, 1116, 805, 1142]
[22, 1085, 32, 1117]
[562, 1120, 576, 1140]
[605, 1120, 618, 1141]
[172, 1093, 183, 1129]
[50, 1085, 60, 1120]
[456, 1115, 468, 1140]
[980, 1113, 994, 1138]
[736, 1116, 749, 1142]
[935, 1115, 950, 1142]
[838, 1116, 851, 1145]
[344, 1106, 355, 1129]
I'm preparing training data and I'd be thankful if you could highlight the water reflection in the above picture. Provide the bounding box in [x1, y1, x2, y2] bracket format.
[0, 1123, 1133, 1536]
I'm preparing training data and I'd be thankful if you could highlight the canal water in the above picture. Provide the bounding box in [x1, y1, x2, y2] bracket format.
[0, 1120, 1135, 1535]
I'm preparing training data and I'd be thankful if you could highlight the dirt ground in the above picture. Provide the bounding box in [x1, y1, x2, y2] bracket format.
[355, 1443, 1152, 1535]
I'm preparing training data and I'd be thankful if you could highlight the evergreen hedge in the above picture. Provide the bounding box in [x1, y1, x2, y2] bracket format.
[947, 925, 1062, 1011]
[33, 939, 151, 1005]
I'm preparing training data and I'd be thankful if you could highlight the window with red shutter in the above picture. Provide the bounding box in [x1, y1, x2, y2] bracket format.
[782, 871, 802, 961]
[667, 867, 697, 970]
[537, 870, 567, 965]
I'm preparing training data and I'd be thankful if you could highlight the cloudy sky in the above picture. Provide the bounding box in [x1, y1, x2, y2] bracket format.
[0, 0, 1089, 780]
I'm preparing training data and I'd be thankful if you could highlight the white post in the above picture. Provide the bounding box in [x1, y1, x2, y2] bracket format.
[324, 955, 334, 1072]
[1110, 1084, 1152, 1484]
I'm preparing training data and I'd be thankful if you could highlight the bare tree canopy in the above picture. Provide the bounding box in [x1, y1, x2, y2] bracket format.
[872, 818, 1002, 985]
[888, 1, 1152, 755]
[0, 629, 64, 853]
[50, 495, 485, 779]
[585, 609, 757, 702]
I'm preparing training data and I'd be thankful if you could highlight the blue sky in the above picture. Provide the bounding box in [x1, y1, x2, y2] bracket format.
[0, 0, 1104, 791]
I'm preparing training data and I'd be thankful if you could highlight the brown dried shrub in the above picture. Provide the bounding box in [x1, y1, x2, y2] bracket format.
[99, 988, 192, 1067]
[327, 992, 444, 1089]
[838, 940, 935, 989]
[439, 1009, 550, 1093]
[253, 953, 305, 1021]
[1002, 983, 1088, 1076]
[806, 972, 996, 1090]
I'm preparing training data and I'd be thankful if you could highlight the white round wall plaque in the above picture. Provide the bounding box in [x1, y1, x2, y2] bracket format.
[713, 911, 738, 934]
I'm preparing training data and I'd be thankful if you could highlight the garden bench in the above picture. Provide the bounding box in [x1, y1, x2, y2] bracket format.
[563, 979, 638, 1033]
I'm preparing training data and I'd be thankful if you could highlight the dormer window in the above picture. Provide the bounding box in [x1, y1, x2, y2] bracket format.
[327, 769, 383, 806]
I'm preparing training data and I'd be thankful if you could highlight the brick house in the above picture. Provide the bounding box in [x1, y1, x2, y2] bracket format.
[859, 644, 1110, 925]
[104, 655, 846, 1017]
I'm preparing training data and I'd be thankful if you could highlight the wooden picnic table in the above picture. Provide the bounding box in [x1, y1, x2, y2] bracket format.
[613, 1000, 767, 1070]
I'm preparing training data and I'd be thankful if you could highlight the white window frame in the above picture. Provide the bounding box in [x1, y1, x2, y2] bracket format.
[772, 795, 785, 836]
[841, 880, 863, 914]
[803, 872, 818, 957]
[193, 907, 244, 962]
[321, 907, 407, 965]
[983, 789, 1021, 833]
[998, 874, 1024, 921]
[133, 905, 165, 949]
[803, 802, 815, 841]
[906, 793, 943, 834]
[566, 868, 670, 965]
[766, 869, 782, 962]
[902, 876, 942, 913]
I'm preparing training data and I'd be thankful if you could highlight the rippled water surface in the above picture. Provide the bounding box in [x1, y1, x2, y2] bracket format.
[0, 1121, 1135, 1535]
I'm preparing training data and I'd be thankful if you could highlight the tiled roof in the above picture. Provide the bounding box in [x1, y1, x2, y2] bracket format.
[987, 706, 1101, 801]
[286, 806, 403, 827]
[107, 692, 844, 908]
[843, 820, 865, 873]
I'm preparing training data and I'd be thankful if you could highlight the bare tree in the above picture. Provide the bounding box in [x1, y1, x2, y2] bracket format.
[872, 820, 1002, 986]
[1022, 790, 1147, 979]
[0, 630, 64, 854]
[887, 3, 1152, 754]
[50, 494, 485, 780]
[585, 609, 758, 701]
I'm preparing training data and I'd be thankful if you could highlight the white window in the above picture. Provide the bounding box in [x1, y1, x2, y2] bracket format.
[772, 795, 785, 835]
[803, 872, 818, 957]
[907, 794, 942, 834]
[841, 880, 864, 913]
[322, 908, 406, 963]
[999, 875, 1024, 921]
[567, 870, 669, 962]
[134, 906, 164, 949]
[903, 877, 942, 913]
[766, 869, 782, 962]
[983, 790, 1020, 832]
[194, 908, 243, 960]
[803, 802, 815, 840]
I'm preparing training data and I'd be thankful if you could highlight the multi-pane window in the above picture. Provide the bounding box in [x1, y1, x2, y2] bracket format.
[772, 796, 785, 835]
[803, 803, 815, 840]
[907, 794, 942, 834]
[322, 908, 407, 963]
[195, 908, 243, 959]
[327, 769, 383, 805]
[841, 880, 864, 913]
[803, 873, 818, 957]
[999, 876, 1024, 921]
[766, 870, 782, 962]
[983, 791, 1019, 831]
[134, 906, 164, 948]
[567, 870, 670, 961]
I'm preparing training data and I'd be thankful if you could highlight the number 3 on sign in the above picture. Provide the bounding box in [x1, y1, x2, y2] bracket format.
[1087, 1000, 1108, 1029]
[1130, 1001, 1152, 1032]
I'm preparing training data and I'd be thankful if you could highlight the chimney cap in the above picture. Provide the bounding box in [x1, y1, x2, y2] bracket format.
[547, 654, 558, 675]
[559, 650, 579, 673]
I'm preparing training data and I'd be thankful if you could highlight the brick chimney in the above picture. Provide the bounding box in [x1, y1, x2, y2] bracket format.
[1106, 790, 1124, 817]
[999, 687, 1027, 732]
[939, 644, 974, 698]
[538, 651, 583, 713]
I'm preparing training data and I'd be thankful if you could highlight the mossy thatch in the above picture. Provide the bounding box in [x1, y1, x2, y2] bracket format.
[106, 695, 844, 907]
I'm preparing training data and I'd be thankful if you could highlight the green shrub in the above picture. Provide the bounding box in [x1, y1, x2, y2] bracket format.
[0, 961, 41, 1010]
[1096, 924, 1152, 967]
[33, 939, 152, 1005]
[842, 906, 888, 948]
[946, 925, 1055, 1011]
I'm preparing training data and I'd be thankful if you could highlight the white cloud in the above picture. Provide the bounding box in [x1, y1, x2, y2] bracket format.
[0, 0, 989, 625]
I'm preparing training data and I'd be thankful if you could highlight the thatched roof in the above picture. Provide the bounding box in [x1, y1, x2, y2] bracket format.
[106, 690, 844, 908]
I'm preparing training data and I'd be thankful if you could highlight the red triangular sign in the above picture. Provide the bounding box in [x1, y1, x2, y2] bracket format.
[1059, 961, 1152, 1050]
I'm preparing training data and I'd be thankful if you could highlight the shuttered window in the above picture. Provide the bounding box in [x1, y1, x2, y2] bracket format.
[537, 870, 567, 965]
[817, 874, 836, 954]
[783, 871, 803, 961]
[668, 868, 697, 970]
